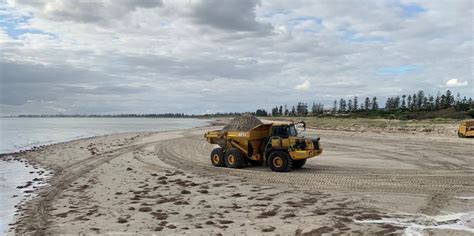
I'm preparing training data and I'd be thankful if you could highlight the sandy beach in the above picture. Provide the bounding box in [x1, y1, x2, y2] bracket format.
[3, 0, 473, 234]
[2, 125, 474, 235]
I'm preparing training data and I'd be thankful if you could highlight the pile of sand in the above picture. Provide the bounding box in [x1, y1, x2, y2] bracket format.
[222, 115, 263, 132]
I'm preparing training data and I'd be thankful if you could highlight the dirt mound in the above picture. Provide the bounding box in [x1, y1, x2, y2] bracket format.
[222, 115, 263, 132]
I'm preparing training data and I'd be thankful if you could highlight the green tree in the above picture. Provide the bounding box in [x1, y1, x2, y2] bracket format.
[427, 96, 434, 111]
[412, 94, 417, 110]
[394, 96, 400, 109]
[311, 102, 317, 116]
[353, 96, 358, 111]
[364, 97, 370, 111]
[296, 102, 308, 116]
[372, 97, 378, 110]
[417, 90, 425, 109]
[435, 92, 441, 110]
[446, 90, 454, 107]
[385, 97, 393, 111]
[272, 106, 279, 116]
[407, 95, 412, 110]
[255, 109, 268, 116]
[440, 95, 448, 108]
[339, 99, 346, 113]
[401, 95, 406, 110]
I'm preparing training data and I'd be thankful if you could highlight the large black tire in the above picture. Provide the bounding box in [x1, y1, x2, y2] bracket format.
[210, 148, 225, 167]
[292, 159, 306, 169]
[458, 131, 465, 138]
[268, 150, 292, 172]
[225, 148, 245, 168]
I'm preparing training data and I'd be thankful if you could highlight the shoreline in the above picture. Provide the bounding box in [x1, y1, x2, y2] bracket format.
[0, 119, 220, 235]
[0, 132, 158, 235]
[0, 117, 213, 156]
[0, 158, 52, 235]
[3, 123, 474, 234]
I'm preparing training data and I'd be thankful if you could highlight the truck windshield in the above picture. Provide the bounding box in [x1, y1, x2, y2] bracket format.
[288, 125, 298, 136]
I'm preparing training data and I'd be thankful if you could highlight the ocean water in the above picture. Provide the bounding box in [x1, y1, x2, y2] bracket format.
[0, 118, 208, 153]
[0, 117, 210, 234]
[0, 117, 209, 154]
[0, 160, 51, 234]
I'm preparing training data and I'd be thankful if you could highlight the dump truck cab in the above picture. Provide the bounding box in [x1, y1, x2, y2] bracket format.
[458, 120, 474, 138]
[270, 123, 298, 137]
[205, 122, 322, 172]
[266, 123, 322, 170]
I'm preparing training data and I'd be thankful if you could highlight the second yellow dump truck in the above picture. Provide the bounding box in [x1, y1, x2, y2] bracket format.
[204, 122, 322, 172]
[458, 120, 474, 138]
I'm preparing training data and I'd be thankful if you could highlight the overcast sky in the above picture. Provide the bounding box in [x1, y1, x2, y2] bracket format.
[0, 0, 472, 115]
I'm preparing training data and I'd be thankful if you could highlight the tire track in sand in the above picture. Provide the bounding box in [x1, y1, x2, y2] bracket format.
[153, 134, 473, 216]
[16, 140, 167, 235]
[155, 135, 474, 195]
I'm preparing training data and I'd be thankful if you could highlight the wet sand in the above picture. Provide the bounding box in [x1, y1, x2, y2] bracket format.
[3, 126, 474, 235]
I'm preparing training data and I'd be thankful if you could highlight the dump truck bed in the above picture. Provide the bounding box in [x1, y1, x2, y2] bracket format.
[462, 120, 474, 127]
[205, 124, 272, 146]
[458, 120, 474, 137]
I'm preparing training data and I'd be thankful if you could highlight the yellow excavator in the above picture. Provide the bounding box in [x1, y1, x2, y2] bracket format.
[204, 122, 322, 172]
[458, 120, 474, 138]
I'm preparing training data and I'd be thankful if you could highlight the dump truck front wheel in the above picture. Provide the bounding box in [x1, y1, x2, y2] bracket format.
[210, 148, 225, 167]
[225, 148, 245, 168]
[292, 159, 306, 169]
[268, 150, 292, 172]
[458, 131, 465, 138]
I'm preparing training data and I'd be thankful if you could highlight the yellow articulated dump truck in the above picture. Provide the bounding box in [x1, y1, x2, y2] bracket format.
[458, 120, 474, 138]
[204, 123, 323, 172]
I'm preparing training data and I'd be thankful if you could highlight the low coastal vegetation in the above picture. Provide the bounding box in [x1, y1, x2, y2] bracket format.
[261, 89, 473, 120]
[268, 116, 460, 136]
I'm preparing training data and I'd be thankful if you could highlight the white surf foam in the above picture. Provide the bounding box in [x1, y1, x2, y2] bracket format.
[356, 212, 474, 235]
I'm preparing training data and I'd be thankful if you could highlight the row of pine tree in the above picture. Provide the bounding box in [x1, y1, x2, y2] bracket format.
[260, 89, 473, 117]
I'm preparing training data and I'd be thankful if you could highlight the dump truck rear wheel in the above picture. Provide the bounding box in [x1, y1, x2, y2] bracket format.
[210, 148, 225, 167]
[268, 151, 292, 172]
[292, 159, 306, 169]
[225, 148, 245, 168]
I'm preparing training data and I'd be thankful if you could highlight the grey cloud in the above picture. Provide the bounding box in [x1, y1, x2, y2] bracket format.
[1, 0, 472, 115]
[0, 60, 143, 106]
[191, 0, 272, 32]
[11, 0, 163, 23]
[58, 84, 154, 95]
[1, 83, 45, 106]
[170, 56, 282, 80]
[96, 53, 283, 81]
[0, 61, 103, 84]
[8, 0, 44, 8]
